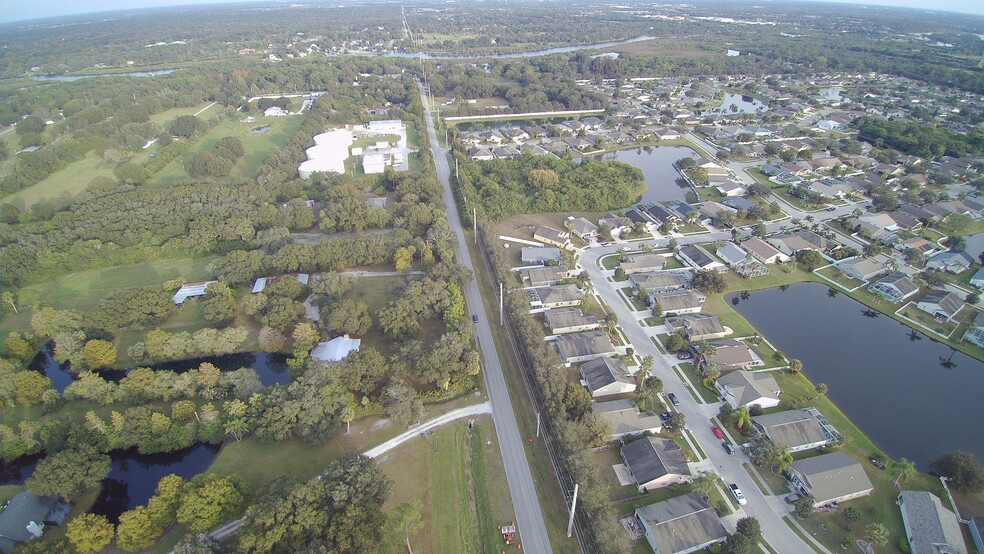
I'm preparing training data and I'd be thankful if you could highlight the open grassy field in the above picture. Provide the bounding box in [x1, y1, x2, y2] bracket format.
[148, 101, 216, 125]
[147, 115, 304, 188]
[2, 152, 117, 210]
[379, 416, 516, 553]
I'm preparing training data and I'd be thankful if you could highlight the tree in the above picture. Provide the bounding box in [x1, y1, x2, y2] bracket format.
[665, 333, 688, 352]
[691, 471, 718, 496]
[257, 326, 286, 352]
[945, 235, 966, 251]
[16, 115, 45, 135]
[12, 371, 52, 407]
[202, 282, 237, 324]
[394, 246, 415, 273]
[725, 532, 754, 554]
[692, 270, 727, 293]
[795, 250, 825, 270]
[291, 322, 321, 351]
[844, 506, 862, 522]
[117, 506, 162, 552]
[384, 381, 422, 425]
[789, 359, 803, 374]
[930, 451, 984, 492]
[83, 339, 117, 369]
[814, 382, 828, 397]
[4, 332, 33, 361]
[866, 523, 889, 547]
[27, 446, 111, 499]
[735, 516, 762, 542]
[2, 291, 18, 313]
[170, 115, 201, 137]
[794, 496, 814, 519]
[731, 406, 752, 431]
[323, 298, 373, 336]
[66, 513, 115, 554]
[384, 500, 423, 554]
[563, 382, 593, 421]
[892, 457, 916, 487]
[340, 404, 356, 434]
[177, 475, 248, 532]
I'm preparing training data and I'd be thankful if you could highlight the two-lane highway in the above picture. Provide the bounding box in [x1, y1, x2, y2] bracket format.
[418, 81, 553, 553]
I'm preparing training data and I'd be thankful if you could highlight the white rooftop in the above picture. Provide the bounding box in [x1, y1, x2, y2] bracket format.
[311, 335, 361, 362]
[172, 281, 216, 304]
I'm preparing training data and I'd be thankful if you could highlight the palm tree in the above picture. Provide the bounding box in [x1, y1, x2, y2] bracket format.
[892, 457, 915, 488]
[731, 406, 752, 431]
[691, 472, 718, 497]
[1, 292, 17, 314]
[775, 447, 794, 474]
[814, 383, 828, 398]
[866, 523, 889, 547]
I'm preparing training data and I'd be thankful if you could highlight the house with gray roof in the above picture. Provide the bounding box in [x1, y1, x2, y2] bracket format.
[767, 230, 837, 256]
[311, 335, 361, 362]
[970, 517, 984, 554]
[789, 452, 874, 507]
[926, 251, 974, 274]
[0, 492, 71, 554]
[915, 289, 965, 322]
[970, 267, 984, 290]
[665, 314, 728, 341]
[594, 400, 662, 439]
[652, 290, 706, 315]
[715, 242, 747, 266]
[620, 254, 667, 275]
[630, 272, 691, 293]
[534, 284, 583, 308]
[520, 265, 570, 287]
[898, 491, 967, 554]
[570, 217, 599, 239]
[723, 196, 758, 212]
[621, 437, 692, 492]
[554, 331, 616, 364]
[544, 307, 600, 335]
[869, 272, 919, 303]
[962, 311, 984, 348]
[715, 370, 781, 409]
[634, 493, 728, 554]
[696, 339, 762, 372]
[521, 246, 561, 266]
[837, 257, 888, 282]
[580, 356, 636, 398]
[752, 408, 836, 452]
[533, 225, 570, 248]
[678, 245, 726, 273]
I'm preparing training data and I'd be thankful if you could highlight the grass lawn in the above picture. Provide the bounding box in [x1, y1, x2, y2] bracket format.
[677, 362, 719, 403]
[815, 266, 865, 290]
[148, 102, 216, 125]
[378, 416, 515, 554]
[897, 304, 958, 337]
[594, 448, 646, 502]
[148, 116, 304, 188]
[602, 255, 622, 270]
[2, 152, 117, 210]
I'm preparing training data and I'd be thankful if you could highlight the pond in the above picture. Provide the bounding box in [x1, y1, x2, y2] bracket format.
[0, 452, 44, 485]
[586, 146, 697, 203]
[251, 124, 272, 134]
[92, 443, 222, 522]
[27, 69, 179, 82]
[28, 344, 290, 393]
[708, 92, 767, 115]
[727, 282, 984, 470]
[819, 87, 847, 103]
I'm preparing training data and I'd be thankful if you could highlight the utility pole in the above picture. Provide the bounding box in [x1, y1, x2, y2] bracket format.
[567, 484, 579, 538]
[535, 412, 541, 437]
[473, 207, 477, 243]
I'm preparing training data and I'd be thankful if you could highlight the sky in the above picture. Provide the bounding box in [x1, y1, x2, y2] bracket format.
[2, 0, 983, 24]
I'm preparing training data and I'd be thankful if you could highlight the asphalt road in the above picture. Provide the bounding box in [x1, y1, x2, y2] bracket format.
[418, 81, 553, 553]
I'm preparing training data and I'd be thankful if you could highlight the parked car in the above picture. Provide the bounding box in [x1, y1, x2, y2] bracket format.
[711, 426, 725, 439]
[667, 392, 680, 406]
[723, 442, 735, 455]
[826, 206, 836, 212]
[676, 351, 693, 360]
[870, 458, 886, 470]
[784, 493, 803, 504]
[472, 314, 479, 323]
[729, 484, 747, 505]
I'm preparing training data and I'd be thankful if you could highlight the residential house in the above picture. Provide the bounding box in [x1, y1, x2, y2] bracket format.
[733, 258, 770, 278]
[915, 290, 965, 322]
[715, 370, 781, 410]
[620, 254, 667, 275]
[653, 127, 682, 140]
[630, 272, 691, 293]
[594, 400, 662, 439]
[971, 267, 984, 289]
[492, 145, 520, 159]
[723, 196, 759, 212]
[742, 237, 789, 264]
[901, 237, 938, 258]
[554, 331, 616, 364]
[620, 437, 692, 492]
[520, 265, 570, 287]
[251, 273, 310, 293]
[580, 356, 636, 398]
[869, 272, 920, 303]
[599, 213, 631, 233]
[926, 251, 973, 274]
[533, 225, 570, 248]
[752, 408, 836, 452]
[634, 493, 728, 554]
[837, 258, 888, 282]
[652, 290, 706, 315]
[311, 335, 361, 362]
[716, 243, 748, 267]
[468, 147, 494, 161]
[699, 201, 739, 223]
[678, 245, 726, 273]
[264, 106, 289, 117]
[521, 246, 562, 266]
[665, 314, 728, 341]
[570, 217, 599, 240]
[544, 308, 601, 335]
[0, 492, 71, 554]
[897, 491, 967, 554]
[716, 181, 746, 197]
[534, 284, 584, 308]
[696, 339, 763, 372]
[789, 452, 874, 507]
[970, 517, 984, 554]
[172, 281, 216, 305]
[767, 230, 836, 256]
[963, 311, 984, 348]
[646, 204, 681, 228]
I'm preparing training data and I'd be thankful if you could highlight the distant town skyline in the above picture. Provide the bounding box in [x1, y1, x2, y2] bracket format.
[3, 0, 983, 24]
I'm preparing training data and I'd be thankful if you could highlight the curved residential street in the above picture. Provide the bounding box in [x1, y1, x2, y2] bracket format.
[418, 81, 553, 553]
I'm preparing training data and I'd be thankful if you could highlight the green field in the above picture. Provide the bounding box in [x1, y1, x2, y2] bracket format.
[148, 115, 304, 188]
[148, 101, 216, 125]
[379, 416, 516, 553]
[2, 152, 116, 209]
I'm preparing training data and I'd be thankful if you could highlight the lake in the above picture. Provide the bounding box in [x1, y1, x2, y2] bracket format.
[27, 69, 179, 82]
[728, 282, 984, 470]
[92, 443, 222, 522]
[587, 146, 697, 203]
[709, 92, 767, 115]
[28, 344, 291, 393]
[379, 36, 657, 60]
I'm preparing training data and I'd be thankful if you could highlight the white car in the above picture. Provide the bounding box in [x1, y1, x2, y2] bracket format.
[729, 483, 747, 505]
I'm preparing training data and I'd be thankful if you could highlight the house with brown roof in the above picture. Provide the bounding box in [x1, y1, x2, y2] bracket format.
[652, 290, 706, 315]
[580, 356, 636, 397]
[620, 254, 667, 275]
[696, 339, 763, 372]
[544, 308, 601, 334]
[594, 400, 662, 439]
[665, 314, 728, 341]
[752, 408, 837, 452]
[533, 225, 570, 248]
[520, 265, 571, 287]
[898, 491, 967, 554]
[742, 237, 789, 264]
[554, 331, 616, 364]
[715, 370, 781, 409]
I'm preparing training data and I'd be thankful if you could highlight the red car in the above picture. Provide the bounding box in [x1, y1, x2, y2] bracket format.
[711, 426, 725, 439]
